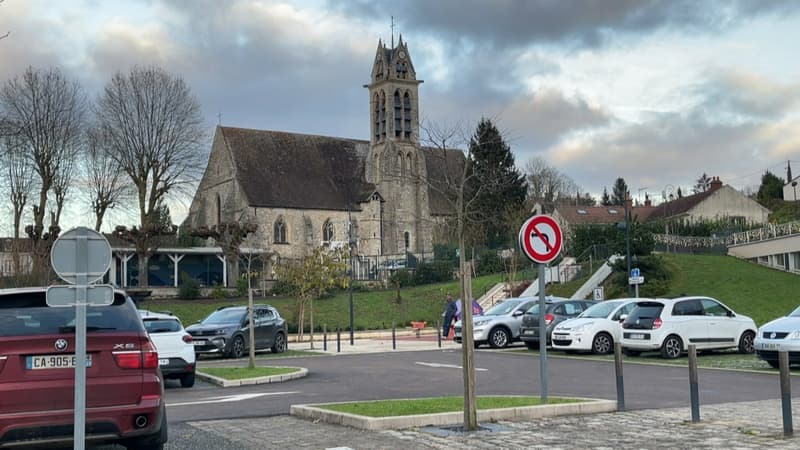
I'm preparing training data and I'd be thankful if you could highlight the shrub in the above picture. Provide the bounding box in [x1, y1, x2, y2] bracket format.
[177, 273, 200, 299]
[210, 283, 225, 299]
[414, 261, 454, 285]
[270, 278, 297, 296]
[475, 248, 504, 276]
[389, 269, 415, 288]
[236, 277, 249, 297]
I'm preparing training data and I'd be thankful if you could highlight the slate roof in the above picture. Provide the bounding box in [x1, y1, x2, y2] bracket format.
[645, 189, 716, 221]
[220, 127, 375, 211]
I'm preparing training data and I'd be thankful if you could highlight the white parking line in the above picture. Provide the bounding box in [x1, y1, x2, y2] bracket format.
[167, 391, 300, 407]
[415, 362, 488, 371]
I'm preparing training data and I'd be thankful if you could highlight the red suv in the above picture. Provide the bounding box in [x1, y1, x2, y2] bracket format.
[0, 287, 167, 449]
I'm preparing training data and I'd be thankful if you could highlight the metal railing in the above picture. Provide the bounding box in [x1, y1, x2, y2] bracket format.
[730, 221, 800, 246]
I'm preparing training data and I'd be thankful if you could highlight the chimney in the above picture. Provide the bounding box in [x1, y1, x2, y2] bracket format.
[644, 198, 652, 207]
[709, 176, 723, 192]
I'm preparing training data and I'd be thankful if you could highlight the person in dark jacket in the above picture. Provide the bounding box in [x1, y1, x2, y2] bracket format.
[442, 292, 457, 338]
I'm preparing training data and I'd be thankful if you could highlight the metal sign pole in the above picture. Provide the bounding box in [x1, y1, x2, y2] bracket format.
[74, 235, 87, 450]
[538, 263, 547, 403]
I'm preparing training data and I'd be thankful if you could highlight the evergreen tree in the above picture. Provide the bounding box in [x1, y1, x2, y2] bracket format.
[757, 170, 785, 205]
[693, 173, 711, 194]
[601, 187, 611, 206]
[467, 118, 527, 248]
[677, 187, 683, 198]
[611, 177, 628, 205]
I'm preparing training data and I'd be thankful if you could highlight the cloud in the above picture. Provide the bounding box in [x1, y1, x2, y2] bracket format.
[332, 0, 800, 49]
[692, 70, 800, 122]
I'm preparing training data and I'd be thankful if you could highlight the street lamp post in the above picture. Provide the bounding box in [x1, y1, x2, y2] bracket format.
[625, 192, 633, 296]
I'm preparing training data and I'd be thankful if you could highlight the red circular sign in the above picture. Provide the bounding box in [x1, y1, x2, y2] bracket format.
[518, 215, 563, 263]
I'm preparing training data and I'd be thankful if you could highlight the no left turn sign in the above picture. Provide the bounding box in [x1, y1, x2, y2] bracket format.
[518, 215, 563, 264]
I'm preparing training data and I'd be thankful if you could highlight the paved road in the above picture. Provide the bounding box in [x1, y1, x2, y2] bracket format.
[164, 347, 799, 422]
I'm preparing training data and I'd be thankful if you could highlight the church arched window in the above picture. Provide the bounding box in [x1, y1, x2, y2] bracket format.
[216, 194, 221, 226]
[374, 94, 380, 141]
[273, 216, 287, 244]
[406, 153, 414, 176]
[304, 217, 313, 245]
[393, 91, 402, 137]
[323, 219, 334, 243]
[403, 92, 412, 139]
[397, 152, 403, 176]
[379, 92, 386, 139]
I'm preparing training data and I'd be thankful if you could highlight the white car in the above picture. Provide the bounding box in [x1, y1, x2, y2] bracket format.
[453, 297, 538, 348]
[139, 310, 196, 387]
[754, 305, 800, 368]
[620, 296, 756, 359]
[552, 299, 637, 354]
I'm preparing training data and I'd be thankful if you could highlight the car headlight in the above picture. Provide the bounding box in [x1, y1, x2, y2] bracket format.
[215, 329, 227, 335]
[474, 320, 492, 327]
[788, 331, 800, 340]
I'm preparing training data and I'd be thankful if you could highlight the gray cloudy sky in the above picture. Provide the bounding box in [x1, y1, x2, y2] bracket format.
[2, 0, 800, 230]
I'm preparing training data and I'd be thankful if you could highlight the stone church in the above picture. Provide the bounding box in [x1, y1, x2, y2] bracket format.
[184, 37, 462, 267]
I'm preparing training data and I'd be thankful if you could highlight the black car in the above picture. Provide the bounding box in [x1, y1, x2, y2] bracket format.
[186, 305, 287, 358]
[519, 298, 597, 349]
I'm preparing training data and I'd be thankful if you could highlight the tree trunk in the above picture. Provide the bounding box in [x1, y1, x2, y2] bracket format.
[137, 253, 149, 287]
[461, 259, 478, 430]
[297, 299, 306, 342]
[309, 298, 315, 350]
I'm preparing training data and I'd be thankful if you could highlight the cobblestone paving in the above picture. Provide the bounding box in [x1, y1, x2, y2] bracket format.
[185, 399, 800, 450]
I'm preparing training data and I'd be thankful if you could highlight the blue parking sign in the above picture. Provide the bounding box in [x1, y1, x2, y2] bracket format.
[630, 268, 640, 278]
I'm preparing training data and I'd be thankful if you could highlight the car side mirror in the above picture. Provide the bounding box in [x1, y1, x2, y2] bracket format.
[619, 314, 628, 322]
[513, 310, 524, 317]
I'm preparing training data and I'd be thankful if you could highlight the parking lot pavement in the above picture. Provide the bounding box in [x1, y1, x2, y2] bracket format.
[170, 398, 799, 449]
[288, 332, 462, 354]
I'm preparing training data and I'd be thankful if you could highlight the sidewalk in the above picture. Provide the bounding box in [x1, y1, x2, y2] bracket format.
[288, 328, 461, 354]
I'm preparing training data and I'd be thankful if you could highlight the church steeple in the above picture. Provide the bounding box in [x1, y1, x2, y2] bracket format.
[366, 37, 422, 145]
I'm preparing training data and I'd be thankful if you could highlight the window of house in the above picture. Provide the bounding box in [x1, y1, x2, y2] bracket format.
[273, 216, 287, 244]
[323, 220, 334, 242]
[577, 209, 587, 215]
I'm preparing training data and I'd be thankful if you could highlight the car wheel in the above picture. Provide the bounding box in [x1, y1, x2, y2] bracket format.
[271, 332, 287, 353]
[623, 349, 641, 357]
[660, 335, 683, 359]
[738, 330, 755, 354]
[180, 372, 195, 388]
[488, 327, 510, 349]
[229, 335, 245, 359]
[591, 332, 614, 355]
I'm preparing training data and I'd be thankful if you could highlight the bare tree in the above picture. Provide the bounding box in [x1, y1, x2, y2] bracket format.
[0, 66, 86, 230]
[524, 156, 580, 211]
[51, 152, 74, 227]
[97, 66, 206, 285]
[84, 126, 130, 231]
[0, 131, 34, 238]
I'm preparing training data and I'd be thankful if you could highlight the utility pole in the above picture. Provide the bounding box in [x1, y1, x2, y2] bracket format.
[348, 211, 355, 345]
[625, 192, 633, 296]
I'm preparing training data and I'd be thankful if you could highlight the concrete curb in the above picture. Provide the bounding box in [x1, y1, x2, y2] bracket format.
[290, 397, 617, 431]
[197, 367, 307, 387]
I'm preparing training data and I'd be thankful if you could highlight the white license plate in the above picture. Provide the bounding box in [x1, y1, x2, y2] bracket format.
[760, 343, 781, 350]
[158, 358, 170, 366]
[629, 333, 645, 340]
[193, 340, 206, 346]
[523, 330, 535, 335]
[27, 354, 92, 370]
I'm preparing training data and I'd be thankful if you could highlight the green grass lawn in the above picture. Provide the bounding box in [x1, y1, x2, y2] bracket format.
[142, 253, 799, 332]
[199, 366, 300, 380]
[317, 396, 579, 417]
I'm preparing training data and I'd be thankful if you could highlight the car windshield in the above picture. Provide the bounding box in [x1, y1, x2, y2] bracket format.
[202, 309, 245, 325]
[579, 301, 623, 319]
[790, 306, 800, 317]
[483, 299, 522, 316]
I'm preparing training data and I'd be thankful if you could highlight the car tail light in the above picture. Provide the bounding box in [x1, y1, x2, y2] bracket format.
[0, 356, 6, 373]
[113, 340, 159, 369]
[182, 334, 193, 344]
[653, 318, 663, 330]
[544, 314, 555, 326]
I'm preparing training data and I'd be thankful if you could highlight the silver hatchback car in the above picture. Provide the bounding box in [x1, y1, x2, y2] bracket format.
[454, 297, 537, 348]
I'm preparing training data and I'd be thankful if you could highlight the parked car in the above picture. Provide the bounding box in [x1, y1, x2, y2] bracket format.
[519, 298, 597, 349]
[186, 305, 287, 358]
[139, 310, 196, 387]
[620, 296, 756, 359]
[0, 287, 167, 449]
[754, 305, 800, 368]
[552, 299, 637, 354]
[452, 297, 538, 348]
